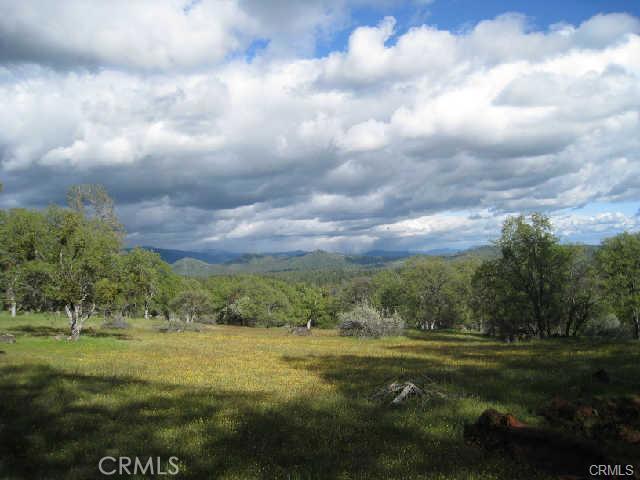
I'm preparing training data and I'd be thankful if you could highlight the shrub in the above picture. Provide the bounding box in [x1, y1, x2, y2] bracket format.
[170, 290, 211, 323]
[338, 303, 404, 338]
[156, 319, 201, 333]
[583, 313, 630, 339]
[101, 314, 130, 329]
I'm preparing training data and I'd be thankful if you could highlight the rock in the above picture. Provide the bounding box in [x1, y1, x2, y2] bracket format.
[0, 334, 16, 344]
[540, 396, 576, 421]
[575, 405, 596, 419]
[593, 369, 611, 384]
[290, 327, 311, 336]
[618, 425, 640, 444]
[504, 413, 527, 428]
[465, 409, 608, 477]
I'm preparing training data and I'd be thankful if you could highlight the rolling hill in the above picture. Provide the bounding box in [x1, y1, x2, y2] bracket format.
[136, 245, 513, 278]
[171, 250, 407, 277]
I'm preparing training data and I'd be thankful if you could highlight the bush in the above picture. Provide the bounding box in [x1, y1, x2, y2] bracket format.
[170, 290, 211, 323]
[338, 303, 404, 338]
[156, 319, 201, 333]
[583, 313, 630, 339]
[196, 315, 217, 325]
[101, 314, 130, 329]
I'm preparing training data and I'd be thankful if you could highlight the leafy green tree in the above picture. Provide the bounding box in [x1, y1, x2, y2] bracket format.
[0, 209, 51, 316]
[122, 248, 169, 318]
[67, 184, 123, 235]
[561, 245, 599, 336]
[401, 257, 455, 330]
[153, 268, 182, 321]
[14, 260, 55, 312]
[370, 270, 404, 317]
[95, 276, 124, 320]
[47, 189, 122, 339]
[597, 232, 640, 339]
[221, 277, 292, 327]
[338, 276, 374, 311]
[495, 213, 569, 337]
[471, 260, 501, 335]
[295, 284, 329, 329]
[449, 258, 482, 329]
[170, 279, 211, 323]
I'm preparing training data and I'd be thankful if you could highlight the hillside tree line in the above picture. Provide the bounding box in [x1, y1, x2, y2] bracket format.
[1, 185, 639, 340]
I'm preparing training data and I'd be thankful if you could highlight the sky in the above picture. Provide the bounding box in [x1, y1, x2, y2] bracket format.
[0, 0, 639, 253]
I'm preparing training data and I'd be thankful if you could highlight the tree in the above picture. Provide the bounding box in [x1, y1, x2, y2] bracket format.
[95, 275, 124, 320]
[450, 258, 482, 330]
[14, 260, 54, 312]
[122, 248, 168, 319]
[67, 184, 123, 235]
[471, 260, 501, 335]
[561, 246, 599, 337]
[338, 276, 374, 311]
[0, 209, 51, 316]
[597, 232, 640, 339]
[495, 213, 568, 337]
[155, 270, 182, 321]
[170, 279, 211, 323]
[295, 284, 328, 329]
[402, 257, 455, 330]
[370, 270, 404, 317]
[47, 190, 122, 340]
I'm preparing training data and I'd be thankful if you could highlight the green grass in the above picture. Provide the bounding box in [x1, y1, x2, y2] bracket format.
[0, 313, 638, 479]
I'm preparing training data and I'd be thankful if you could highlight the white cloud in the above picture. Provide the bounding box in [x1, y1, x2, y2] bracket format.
[1, 9, 639, 251]
[0, 0, 254, 70]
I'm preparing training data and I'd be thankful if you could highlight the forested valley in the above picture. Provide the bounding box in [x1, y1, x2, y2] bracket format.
[3, 185, 639, 342]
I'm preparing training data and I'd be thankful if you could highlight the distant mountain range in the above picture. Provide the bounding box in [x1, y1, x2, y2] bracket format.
[132, 243, 597, 277]
[134, 246, 464, 266]
[133, 246, 244, 264]
[170, 251, 406, 277]
[129, 245, 500, 277]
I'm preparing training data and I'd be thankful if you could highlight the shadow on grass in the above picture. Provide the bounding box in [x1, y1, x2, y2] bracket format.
[280, 336, 640, 478]
[0, 362, 543, 480]
[7, 325, 133, 340]
[4, 334, 634, 479]
[404, 330, 492, 343]
[385, 335, 640, 404]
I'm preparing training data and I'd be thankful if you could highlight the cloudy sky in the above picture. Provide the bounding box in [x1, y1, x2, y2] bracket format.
[1, 0, 639, 253]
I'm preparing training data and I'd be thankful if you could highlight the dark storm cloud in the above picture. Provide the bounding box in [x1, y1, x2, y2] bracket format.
[0, 5, 639, 251]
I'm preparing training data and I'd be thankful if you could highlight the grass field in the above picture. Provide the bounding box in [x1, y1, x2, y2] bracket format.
[0, 313, 638, 479]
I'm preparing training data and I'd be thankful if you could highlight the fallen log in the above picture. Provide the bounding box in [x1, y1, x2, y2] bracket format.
[390, 382, 424, 406]
[371, 376, 447, 406]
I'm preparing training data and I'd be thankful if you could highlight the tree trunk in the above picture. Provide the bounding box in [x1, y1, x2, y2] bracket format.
[564, 318, 572, 337]
[144, 307, 149, 320]
[8, 287, 16, 317]
[306, 319, 312, 330]
[633, 310, 640, 340]
[65, 303, 95, 340]
[66, 305, 80, 340]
